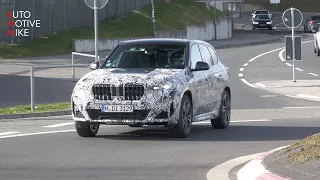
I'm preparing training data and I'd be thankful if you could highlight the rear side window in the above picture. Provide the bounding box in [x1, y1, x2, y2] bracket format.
[198, 44, 214, 66]
[206, 45, 218, 65]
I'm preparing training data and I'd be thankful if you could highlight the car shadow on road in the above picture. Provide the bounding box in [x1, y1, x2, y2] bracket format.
[93, 123, 320, 141]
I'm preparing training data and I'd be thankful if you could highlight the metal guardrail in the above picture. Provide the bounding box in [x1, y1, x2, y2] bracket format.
[29, 52, 100, 111]
[71, 52, 99, 80]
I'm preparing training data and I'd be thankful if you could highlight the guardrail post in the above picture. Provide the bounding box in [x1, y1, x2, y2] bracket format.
[30, 66, 35, 111]
[72, 53, 75, 81]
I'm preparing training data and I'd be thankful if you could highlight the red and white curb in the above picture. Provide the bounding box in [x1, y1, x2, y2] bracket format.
[237, 146, 290, 180]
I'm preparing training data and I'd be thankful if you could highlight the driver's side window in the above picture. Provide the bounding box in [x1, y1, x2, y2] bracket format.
[190, 44, 203, 69]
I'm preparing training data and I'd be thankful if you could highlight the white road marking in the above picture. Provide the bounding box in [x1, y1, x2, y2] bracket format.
[297, 94, 320, 100]
[240, 68, 244, 71]
[283, 106, 320, 109]
[261, 95, 278, 97]
[279, 49, 285, 61]
[285, 62, 292, 66]
[194, 119, 271, 124]
[207, 153, 262, 180]
[239, 73, 243, 77]
[248, 47, 285, 62]
[0, 130, 76, 139]
[309, 73, 319, 76]
[243, 63, 248, 66]
[295, 68, 303, 71]
[0, 132, 19, 136]
[285, 95, 320, 102]
[241, 79, 257, 88]
[43, 122, 74, 128]
[255, 82, 266, 88]
[238, 159, 268, 180]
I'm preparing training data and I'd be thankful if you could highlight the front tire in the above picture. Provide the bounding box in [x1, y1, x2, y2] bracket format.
[211, 90, 231, 129]
[75, 122, 100, 137]
[169, 95, 193, 138]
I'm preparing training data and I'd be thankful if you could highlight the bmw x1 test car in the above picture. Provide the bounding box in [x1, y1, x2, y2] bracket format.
[71, 38, 231, 138]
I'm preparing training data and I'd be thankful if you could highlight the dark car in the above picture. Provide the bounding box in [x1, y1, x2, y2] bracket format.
[71, 38, 231, 138]
[252, 14, 273, 30]
[304, 15, 320, 33]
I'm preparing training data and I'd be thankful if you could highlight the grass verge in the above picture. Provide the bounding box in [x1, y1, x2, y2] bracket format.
[244, 0, 320, 12]
[279, 133, 320, 164]
[0, 102, 71, 115]
[0, 0, 227, 59]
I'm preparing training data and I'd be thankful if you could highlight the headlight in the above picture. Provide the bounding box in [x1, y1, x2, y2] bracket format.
[253, 21, 258, 24]
[267, 21, 272, 24]
[151, 82, 175, 90]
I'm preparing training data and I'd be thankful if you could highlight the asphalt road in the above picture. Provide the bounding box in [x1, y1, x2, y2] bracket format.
[1, 36, 320, 180]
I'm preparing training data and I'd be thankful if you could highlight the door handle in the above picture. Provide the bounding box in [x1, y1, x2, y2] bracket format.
[218, 74, 222, 77]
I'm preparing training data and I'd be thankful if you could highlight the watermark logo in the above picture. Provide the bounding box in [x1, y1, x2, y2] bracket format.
[6, 11, 41, 37]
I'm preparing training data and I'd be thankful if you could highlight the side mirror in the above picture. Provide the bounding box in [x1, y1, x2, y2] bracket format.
[192, 61, 210, 71]
[90, 62, 99, 70]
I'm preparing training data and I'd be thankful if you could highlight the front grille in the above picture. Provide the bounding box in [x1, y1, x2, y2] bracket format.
[86, 109, 150, 120]
[92, 84, 144, 100]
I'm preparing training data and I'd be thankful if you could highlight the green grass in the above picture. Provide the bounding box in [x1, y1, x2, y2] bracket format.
[244, 0, 320, 12]
[0, 0, 227, 59]
[0, 102, 71, 115]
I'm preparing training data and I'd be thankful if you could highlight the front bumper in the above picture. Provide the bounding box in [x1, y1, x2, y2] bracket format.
[253, 24, 272, 28]
[72, 90, 181, 125]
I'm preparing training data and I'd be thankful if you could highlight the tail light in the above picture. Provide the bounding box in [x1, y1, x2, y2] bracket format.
[310, 21, 316, 25]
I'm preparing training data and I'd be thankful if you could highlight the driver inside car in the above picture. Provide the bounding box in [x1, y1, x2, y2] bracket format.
[170, 51, 184, 66]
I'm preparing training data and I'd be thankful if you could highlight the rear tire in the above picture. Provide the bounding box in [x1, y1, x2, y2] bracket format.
[75, 122, 99, 137]
[211, 90, 231, 129]
[169, 95, 193, 138]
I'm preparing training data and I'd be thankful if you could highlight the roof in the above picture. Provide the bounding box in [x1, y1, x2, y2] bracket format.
[120, 38, 198, 45]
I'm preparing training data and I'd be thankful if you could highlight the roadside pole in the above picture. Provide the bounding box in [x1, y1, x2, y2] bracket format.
[84, 0, 109, 68]
[291, 8, 296, 82]
[151, 0, 155, 38]
[94, 0, 99, 68]
[282, 7, 303, 82]
[214, 0, 217, 40]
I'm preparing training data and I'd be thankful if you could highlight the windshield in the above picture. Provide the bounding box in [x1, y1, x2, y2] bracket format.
[311, 16, 320, 20]
[101, 43, 187, 69]
[255, 11, 268, 14]
[255, 14, 270, 19]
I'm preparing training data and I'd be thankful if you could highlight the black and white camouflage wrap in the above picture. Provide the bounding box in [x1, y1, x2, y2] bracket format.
[71, 59, 230, 125]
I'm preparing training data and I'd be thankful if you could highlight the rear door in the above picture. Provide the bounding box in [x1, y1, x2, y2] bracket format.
[206, 44, 226, 112]
[189, 43, 208, 117]
[197, 43, 218, 114]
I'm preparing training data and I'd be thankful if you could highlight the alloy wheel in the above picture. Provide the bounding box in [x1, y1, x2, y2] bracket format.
[182, 100, 192, 133]
[222, 94, 231, 124]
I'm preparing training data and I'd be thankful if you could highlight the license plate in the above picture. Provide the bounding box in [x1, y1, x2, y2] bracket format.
[260, 24, 265, 26]
[101, 105, 133, 112]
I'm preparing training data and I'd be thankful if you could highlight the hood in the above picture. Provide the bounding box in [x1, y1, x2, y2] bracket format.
[75, 68, 186, 89]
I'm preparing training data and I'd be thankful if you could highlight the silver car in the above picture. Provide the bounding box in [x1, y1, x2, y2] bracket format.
[71, 38, 231, 138]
